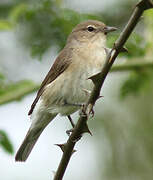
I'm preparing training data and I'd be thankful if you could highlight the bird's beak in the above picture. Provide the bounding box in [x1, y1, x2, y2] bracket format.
[103, 26, 117, 34]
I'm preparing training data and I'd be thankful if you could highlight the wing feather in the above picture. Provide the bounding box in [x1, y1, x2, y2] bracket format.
[28, 47, 73, 115]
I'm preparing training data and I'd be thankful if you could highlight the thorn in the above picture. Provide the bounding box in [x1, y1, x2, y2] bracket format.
[82, 123, 92, 136]
[120, 46, 128, 53]
[55, 143, 77, 154]
[104, 47, 111, 56]
[55, 143, 66, 153]
[88, 72, 101, 85]
[114, 43, 128, 53]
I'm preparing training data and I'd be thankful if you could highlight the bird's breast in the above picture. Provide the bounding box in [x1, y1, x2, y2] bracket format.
[60, 46, 106, 103]
[42, 46, 106, 115]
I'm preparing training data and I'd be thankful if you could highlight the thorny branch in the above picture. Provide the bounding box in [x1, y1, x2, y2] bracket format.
[53, 0, 153, 180]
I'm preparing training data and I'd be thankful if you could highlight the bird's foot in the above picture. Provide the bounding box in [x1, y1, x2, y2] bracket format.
[90, 107, 95, 118]
[66, 128, 73, 136]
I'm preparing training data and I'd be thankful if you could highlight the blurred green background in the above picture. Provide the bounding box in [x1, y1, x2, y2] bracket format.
[0, 0, 153, 179]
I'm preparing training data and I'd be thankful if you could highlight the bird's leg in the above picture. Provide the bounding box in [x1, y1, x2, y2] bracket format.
[66, 115, 84, 141]
[89, 107, 95, 117]
[67, 115, 75, 128]
[64, 100, 83, 136]
[66, 115, 75, 136]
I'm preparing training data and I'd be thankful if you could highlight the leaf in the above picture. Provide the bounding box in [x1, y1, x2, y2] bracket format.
[0, 130, 14, 154]
[143, 9, 153, 56]
[0, 73, 5, 80]
[120, 70, 153, 99]
[31, 43, 50, 60]
[0, 20, 13, 30]
[125, 33, 147, 58]
[6, 0, 101, 59]
[0, 80, 39, 105]
[9, 3, 27, 23]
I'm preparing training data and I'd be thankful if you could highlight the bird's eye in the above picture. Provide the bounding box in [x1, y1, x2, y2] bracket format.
[87, 26, 95, 32]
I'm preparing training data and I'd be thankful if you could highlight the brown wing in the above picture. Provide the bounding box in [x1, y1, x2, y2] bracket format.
[28, 47, 72, 115]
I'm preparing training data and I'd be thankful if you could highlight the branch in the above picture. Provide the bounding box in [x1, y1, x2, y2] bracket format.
[53, 0, 153, 180]
[111, 59, 153, 72]
[0, 80, 39, 105]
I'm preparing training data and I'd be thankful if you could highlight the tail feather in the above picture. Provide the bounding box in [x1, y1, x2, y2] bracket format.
[15, 127, 43, 161]
[15, 114, 57, 162]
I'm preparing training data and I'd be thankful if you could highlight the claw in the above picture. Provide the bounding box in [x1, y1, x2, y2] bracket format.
[66, 128, 73, 136]
[79, 104, 87, 118]
[66, 127, 83, 142]
[86, 103, 94, 117]
[82, 88, 91, 96]
[90, 108, 95, 118]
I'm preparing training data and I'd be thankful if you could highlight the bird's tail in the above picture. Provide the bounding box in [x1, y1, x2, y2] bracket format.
[15, 114, 56, 162]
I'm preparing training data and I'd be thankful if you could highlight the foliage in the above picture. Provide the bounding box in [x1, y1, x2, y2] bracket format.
[0, 0, 148, 60]
[0, 130, 14, 154]
[0, 72, 5, 81]
[99, 0, 137, 26]
[120, 70, 153, 99]
[0, 20, 13, 30]
[0, 0, 99, 59]
[0, 80, 39, 105]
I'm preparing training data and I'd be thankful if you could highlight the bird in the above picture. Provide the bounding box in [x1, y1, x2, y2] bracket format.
[15, 20, 117, 162]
